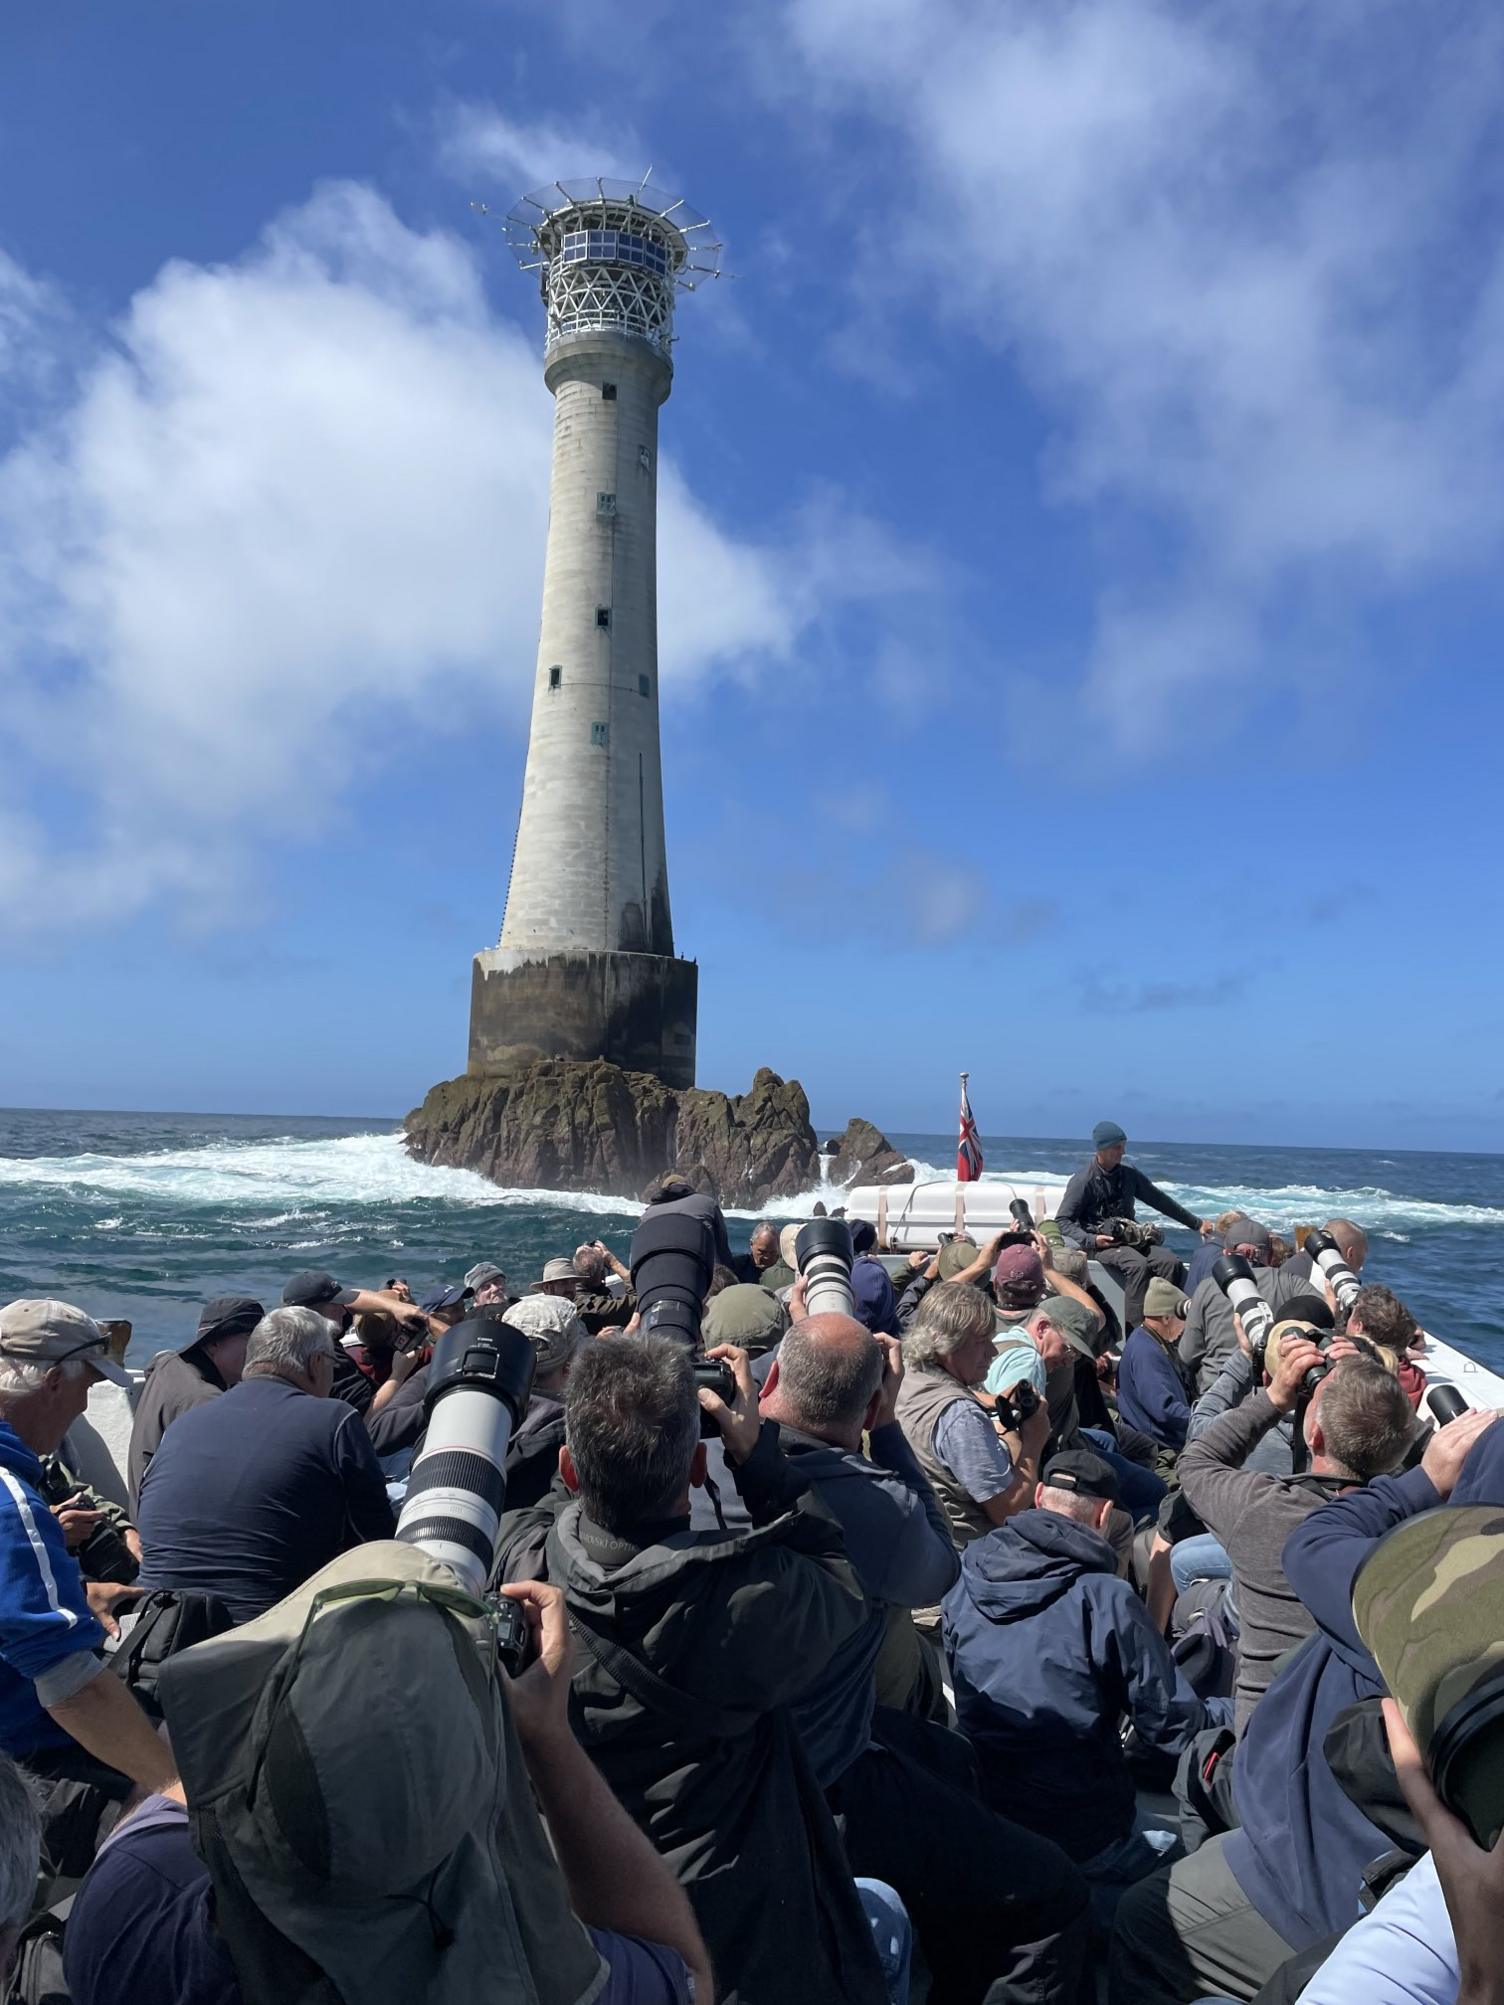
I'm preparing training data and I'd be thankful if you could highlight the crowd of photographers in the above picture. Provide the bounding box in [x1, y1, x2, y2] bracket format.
[0, 1131, 1501, 2005]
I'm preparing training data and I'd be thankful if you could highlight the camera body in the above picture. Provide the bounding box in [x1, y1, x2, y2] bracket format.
[1106, 1216, 1163, 1250]
[994, 1380, 1041, 1432]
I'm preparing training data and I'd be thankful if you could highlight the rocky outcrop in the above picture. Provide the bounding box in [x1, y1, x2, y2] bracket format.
[405, 1059, 822, 1206]
[825, 1117, 914, 1189]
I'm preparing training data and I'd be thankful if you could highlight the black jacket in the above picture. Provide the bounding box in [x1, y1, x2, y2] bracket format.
[1056, 1158, 1201, 1250]
[494, 1431, 884, 2005]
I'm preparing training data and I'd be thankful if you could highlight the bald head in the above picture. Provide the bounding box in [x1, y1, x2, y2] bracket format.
[1322, 1219, 1369, 1271]
[764, 1313, 884, 1447]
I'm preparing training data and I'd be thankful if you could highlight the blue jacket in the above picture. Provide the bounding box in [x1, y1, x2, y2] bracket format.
[1115, 1327, 1192, 1449]
[1224, 1461, 1441, 1947]
[0, 1419, 106, 1757]
[943, 1508, 1205, 1861]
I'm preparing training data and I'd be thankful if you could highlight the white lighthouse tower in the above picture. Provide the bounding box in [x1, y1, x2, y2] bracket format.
[469, 177, 719, 1091]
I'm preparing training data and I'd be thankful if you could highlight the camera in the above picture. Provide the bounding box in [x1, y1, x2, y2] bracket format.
[994, 1380, 1041, 1432]
[630, 1205, 715, 1349]
[72, 1513, 139, 1587]
[1302, 1228, 1362, 1314]
[395, 1310, 535, 1599]
[1009, 1199, 1035, 1231]
[1264, 1317, 1394, 1397]
[1105, 1217, 1163, 1250]
[795, 1218, 856, 1319]
[1212, 1253, 1276, 1367]
[629, 1205, 729, 1435]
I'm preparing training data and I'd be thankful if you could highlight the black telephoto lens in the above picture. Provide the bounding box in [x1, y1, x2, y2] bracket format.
[1009, 1199, 1035, 1230]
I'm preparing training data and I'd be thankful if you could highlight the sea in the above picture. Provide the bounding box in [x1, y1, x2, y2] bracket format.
[1, 1108, 1501, 1373]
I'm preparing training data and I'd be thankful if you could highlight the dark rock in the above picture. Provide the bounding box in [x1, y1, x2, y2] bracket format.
[405, 1058, 823, 1206]
[825, 1116, 914, 1190]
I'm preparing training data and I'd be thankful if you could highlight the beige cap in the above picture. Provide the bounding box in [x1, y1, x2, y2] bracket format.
[0, 1299, 132, 1386]
[529, 1259, 580, 1292]
[502, 1295, 587, 1373]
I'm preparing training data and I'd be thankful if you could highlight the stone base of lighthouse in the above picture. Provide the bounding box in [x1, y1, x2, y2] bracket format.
[467, 947, 697, 1091]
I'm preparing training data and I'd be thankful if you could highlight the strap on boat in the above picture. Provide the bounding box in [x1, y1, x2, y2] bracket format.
[877, 1190, 889, 1247]
[953, 1190, 966, 1235]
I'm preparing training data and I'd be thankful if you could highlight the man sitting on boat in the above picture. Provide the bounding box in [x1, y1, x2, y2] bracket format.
[1115, 1280, 1194, 1454]
[944, 1448, 1211, 1921]
[1056, 1121, 1213, 1327]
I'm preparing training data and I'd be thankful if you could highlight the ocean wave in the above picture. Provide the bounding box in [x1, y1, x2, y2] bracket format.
[0, 1131, 640, 1219]
[0, 1132, 1497, 1237]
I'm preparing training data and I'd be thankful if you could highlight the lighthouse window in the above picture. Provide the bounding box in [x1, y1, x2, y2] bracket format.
[596, 606, 611, 630]
[637, 445, 651, 471]
[601, 382, 617, 401]
[597, 492, 616, 515]
[591, 722, 609, 747]
[638, 674, 651, 697]
[548, 665, 562, 690]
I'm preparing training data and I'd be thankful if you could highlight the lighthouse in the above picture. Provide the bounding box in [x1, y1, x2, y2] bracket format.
[468, 178, 719, 1091]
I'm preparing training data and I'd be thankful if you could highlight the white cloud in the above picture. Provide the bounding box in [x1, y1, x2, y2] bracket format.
[0, 180, 913, 933]
[780, 0, 1504, 741]
[435, 102, 645, 194]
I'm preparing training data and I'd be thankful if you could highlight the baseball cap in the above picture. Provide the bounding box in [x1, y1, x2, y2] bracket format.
[994, 1244, 1045, 1295]
[1035, 1296, 1099, 1359]
[190, 1296, 264, 1351]
[419, 1283, 472, 1315]
[282, 1271, 358, 1311]
[1280, 1292, 1335, 1330]
[1223, 1220, 1273, 1253]
[529, 1259, 580, 1292]
[463, 1262, 507, 1293]
[502, 1295, 587, 1373]
[1042, 1448, 1121, 1504]
[1143, 1278, 1190, 1320]
[0, 1299, 132, 1387]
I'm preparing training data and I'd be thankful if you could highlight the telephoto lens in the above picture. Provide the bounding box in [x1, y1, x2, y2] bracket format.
[1211, 1253, 1275, 1367]
[395, 1311, 536, 1597]
[629, 1207, 716, 1349]
[1427, 1382, 1471, 1426]
[1009, 1199, 1035, 1231]
[795, 1219, 856, 1318]
[1302, 1228, 1362, 1313]
[1355, 1506, 1504, 1849]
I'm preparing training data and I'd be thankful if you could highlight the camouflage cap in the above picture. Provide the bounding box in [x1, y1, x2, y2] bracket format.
[1353, 1503, 1504, 1849]
[936, 1239, 979, 1281]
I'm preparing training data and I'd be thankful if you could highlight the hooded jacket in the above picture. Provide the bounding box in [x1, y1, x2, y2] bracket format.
[943, 1509, 1206, 1861]
[1223, 1458, 1443, 1947]
[495, 1444, 884, 2005]
[127, 1346, 226, 1509]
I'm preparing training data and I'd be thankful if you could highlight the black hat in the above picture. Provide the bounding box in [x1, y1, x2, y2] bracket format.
[1042, 1448, 1121, 1504]
[282, 1271, 359, 1311]
[1281, 1292, 1335, 1330]
[190, 1296, 264, 1350]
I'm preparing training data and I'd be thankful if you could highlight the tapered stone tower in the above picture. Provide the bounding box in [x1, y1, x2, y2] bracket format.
[468, 178, 719, 1090]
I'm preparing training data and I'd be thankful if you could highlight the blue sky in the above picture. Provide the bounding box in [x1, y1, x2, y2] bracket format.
[2, 0, 1503, 1152]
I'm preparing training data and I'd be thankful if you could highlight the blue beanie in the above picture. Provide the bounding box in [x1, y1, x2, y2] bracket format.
[1092, 1121, 1127, 1150]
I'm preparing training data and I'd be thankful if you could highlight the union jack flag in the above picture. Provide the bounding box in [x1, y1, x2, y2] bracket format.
[957, 1074, 984, 1183]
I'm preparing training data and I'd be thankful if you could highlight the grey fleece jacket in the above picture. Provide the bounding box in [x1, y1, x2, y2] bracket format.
[1177, 1388, 1350, 1735]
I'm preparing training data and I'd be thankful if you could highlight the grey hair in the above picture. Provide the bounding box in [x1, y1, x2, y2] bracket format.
[0, 1752, 41, 1930]
[244, 1307, 335, 1379]
[0, 1354, 89, 1404]
[903, 1282, 995, 1370]
[565, 1337, 699, 1536]
[573, 1245, 608, 1285]
[749, 1220, 778, 1247]
[1037, 1484, 1103, 1527]
[775, 1322, 884, 1432]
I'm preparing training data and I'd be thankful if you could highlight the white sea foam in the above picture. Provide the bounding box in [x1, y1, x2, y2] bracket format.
[0, 1132, 1496, 1235]
[0, 1131, 635, 1218]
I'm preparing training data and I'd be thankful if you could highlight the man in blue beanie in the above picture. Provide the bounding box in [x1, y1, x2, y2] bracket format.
[1056, 1122, 1211, 1328]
